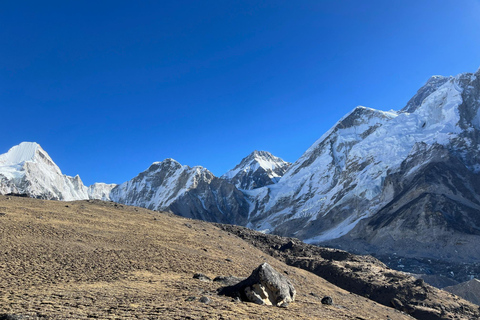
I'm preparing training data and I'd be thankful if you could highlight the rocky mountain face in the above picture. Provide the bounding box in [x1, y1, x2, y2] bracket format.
[316, 70, 480, 282]
[245, 106, 397, 236]
[242, 69, 480, 277]
[221, 150, 291, 190]
[109, 159, 249, 225]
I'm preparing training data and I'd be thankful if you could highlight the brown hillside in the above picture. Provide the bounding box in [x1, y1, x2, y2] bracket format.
[0, 195, 412, 319]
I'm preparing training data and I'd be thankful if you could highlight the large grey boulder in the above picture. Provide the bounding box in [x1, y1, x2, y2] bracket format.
[218, 262, 296, 307]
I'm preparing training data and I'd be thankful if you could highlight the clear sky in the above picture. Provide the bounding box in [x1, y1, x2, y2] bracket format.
[1, 0, 480, 186]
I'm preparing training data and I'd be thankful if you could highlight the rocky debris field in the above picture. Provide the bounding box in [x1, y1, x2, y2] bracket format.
[217, 224, 480, 320]
[0, 196, 414, 319]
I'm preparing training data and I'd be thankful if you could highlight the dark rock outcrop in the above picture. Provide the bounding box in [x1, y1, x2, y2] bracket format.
[218, 262, 296, 307]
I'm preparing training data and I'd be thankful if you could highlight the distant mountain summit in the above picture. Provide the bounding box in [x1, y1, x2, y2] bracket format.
[222, 150, 291, 190]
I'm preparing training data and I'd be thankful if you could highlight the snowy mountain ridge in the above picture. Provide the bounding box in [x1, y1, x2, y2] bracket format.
[110, 158, 209, 210]
[108, 158, 249, 224]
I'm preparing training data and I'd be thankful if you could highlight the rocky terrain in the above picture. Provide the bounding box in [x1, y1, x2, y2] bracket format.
[217, 223, 480, 320]
[0, 195, 421, 320]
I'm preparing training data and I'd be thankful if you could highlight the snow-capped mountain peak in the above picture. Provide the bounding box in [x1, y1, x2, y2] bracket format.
[222, 150, 291, 190]
[0, 142, 89, 200]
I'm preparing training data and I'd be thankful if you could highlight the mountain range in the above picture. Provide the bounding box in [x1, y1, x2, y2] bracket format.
[2, 67, 480, 285]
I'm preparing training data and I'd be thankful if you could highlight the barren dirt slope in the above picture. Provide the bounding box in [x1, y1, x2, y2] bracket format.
[0, 195, 413, 319]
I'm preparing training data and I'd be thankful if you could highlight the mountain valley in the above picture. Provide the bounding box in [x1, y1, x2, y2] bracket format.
[1, 67, 480, 290]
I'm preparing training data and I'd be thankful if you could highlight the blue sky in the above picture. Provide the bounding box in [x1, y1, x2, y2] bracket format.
[1, 0, 480, 185]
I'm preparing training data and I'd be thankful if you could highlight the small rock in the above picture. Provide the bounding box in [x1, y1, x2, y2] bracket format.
[193, 273, 212, 282]
[199, 296, 211, 304]
[0, 213, 6, 217]
[321, 296, 333, 305]
[185, 223, 193, 228]
[414, 278, 425, 286]
[225, 258, 232, 262]
[185, 296, 196, 302]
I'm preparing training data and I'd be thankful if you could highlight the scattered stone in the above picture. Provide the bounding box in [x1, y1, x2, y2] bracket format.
[218, 262, 296, 307]
[321, 296, 333, 305]
[225, 258, 232, 262]
[185, 296, 196, 302]
[184, 223, 193, 228]
[193, 273, 212, 282]
[309, 292, 320, 298]
[0, 213, 6, 217]
[199, 296, 211, 304]
[414, 278, 425, 286]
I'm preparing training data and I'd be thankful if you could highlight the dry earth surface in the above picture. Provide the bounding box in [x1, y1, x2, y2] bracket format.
[0, 195, 414, 319]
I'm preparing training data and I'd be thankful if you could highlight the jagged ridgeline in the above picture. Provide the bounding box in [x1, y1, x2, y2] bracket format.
[1, 67, 480, 284]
